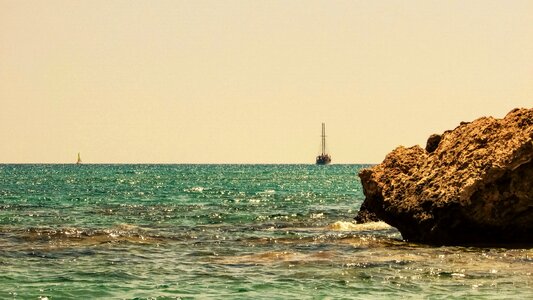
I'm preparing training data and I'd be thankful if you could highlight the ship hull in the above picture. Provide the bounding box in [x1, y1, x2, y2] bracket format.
[316, 155, 331, 165]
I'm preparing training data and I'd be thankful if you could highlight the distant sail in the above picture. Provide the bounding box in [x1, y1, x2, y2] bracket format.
[315, 123, 331, 165]
[76, 153, 82, 165]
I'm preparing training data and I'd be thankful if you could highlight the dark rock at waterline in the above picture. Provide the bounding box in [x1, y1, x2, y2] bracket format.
[355, 108, 533, 245]
[353, 201, 380, 223]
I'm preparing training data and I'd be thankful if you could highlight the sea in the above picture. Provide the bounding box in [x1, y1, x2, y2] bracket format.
[0, 164, 531, 299]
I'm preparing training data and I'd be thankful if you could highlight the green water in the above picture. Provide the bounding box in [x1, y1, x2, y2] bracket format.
[0, 164, 531, 299]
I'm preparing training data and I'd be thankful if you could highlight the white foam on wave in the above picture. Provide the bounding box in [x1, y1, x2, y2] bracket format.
[326, 221, 392, 231]
[310, 213, 324, 219]
[190, 186, 204, 192]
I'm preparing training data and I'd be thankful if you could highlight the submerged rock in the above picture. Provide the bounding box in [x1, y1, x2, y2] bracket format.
[356, 108, 533, 245]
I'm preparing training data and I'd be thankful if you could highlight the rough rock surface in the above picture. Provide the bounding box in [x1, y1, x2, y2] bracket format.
[355, 108, 533, 245]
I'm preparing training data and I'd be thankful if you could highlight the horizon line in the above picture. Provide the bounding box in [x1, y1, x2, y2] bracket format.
[0, 162, 377, 165]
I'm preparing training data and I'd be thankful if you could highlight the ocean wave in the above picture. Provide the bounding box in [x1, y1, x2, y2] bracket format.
[215, 250, 336, 265]
[326, 221, 392, 231]
[1, 224, 165, 248]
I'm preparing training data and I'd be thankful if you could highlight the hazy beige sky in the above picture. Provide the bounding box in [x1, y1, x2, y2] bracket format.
[1, 0, 532, 163]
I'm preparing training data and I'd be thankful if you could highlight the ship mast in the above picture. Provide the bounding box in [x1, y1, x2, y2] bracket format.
[321, 123, 326, 155]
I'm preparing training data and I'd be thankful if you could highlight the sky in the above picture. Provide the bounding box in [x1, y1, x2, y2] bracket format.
[1, 0, 532, 164]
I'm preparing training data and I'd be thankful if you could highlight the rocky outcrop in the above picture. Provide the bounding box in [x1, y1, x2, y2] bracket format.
[355, 108, 533, 245]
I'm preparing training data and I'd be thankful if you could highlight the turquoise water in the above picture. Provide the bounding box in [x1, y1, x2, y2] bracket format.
[0, 164, 531, 299]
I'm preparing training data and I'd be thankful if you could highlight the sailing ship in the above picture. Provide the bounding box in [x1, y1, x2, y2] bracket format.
[316, 123, 331, 165]
[76, 152, 82, 165]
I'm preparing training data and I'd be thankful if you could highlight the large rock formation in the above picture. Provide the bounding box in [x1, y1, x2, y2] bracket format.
[355, 108, 533, 245]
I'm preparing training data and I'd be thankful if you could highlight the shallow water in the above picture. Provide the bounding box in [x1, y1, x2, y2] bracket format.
[0, 164, 531, 299]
